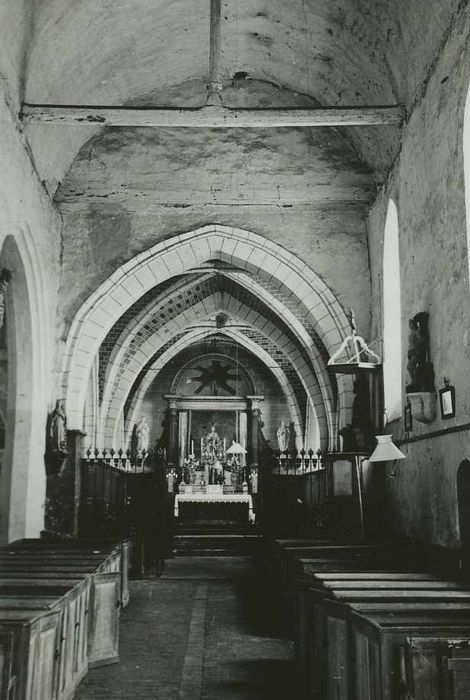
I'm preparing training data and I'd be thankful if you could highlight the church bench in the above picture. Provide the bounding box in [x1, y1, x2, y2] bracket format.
[264, 542, 382, 592]
[292, 573, 470, 692]
[403, 635, 470, 700]
[285, 554, 388, 592]
[0, 608, 62, 700]
[314, 571, 442, 580]
[0, 579, 91, 700]
[302, 591, 470, 700]
[0, 541, 129, 696]
[5, 539, 131, 608]
[0, 569, 122, 666]
[262, 539, 366, 589]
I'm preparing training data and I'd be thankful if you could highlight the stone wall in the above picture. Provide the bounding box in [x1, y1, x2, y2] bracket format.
[367, 5, 470, 550]
[0, 5, 62, 541]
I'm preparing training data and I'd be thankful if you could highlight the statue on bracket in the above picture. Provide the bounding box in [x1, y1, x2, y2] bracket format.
[50, 400, 67, 452]
[135, 416, 150, 452]
[276, 420, 290, 453]
[406, 312, 435, 393]
[45, 400, 68, 476]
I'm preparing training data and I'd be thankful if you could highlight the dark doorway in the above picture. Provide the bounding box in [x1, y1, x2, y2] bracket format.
[457, 460, 470, 559]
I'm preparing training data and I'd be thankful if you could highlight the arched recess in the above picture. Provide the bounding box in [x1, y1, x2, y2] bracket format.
[63, 225, 352, 431]
[99, 298, 327, 447]
[0, 233, 50, 542]
[464, 83, 470, 284]
[383, 200, 403, 422]
[97, 268, 336, 440]
[122, 327, 310, 451]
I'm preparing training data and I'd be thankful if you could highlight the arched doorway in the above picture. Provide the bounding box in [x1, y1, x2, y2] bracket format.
[457, 459, 470, 558]
[0, 235, 37, 542]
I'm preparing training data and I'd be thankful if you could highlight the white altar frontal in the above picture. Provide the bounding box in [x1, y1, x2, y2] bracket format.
[174, 486, 255, 523]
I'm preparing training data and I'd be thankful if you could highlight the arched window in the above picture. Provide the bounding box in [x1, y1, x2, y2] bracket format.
[464, 84, 470, 280]
[383, 199, 402, 421]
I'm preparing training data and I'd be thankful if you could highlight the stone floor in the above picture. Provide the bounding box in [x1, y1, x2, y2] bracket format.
[76, 557, 294, 699]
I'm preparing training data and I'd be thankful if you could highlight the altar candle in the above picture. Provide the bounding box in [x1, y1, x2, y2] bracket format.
[191, 440, 194, 456]
[200, 437, 203, 454]
[223, 438, 226, 453]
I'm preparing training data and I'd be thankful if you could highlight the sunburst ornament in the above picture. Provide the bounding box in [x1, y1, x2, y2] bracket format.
[191, 360, 237, 395]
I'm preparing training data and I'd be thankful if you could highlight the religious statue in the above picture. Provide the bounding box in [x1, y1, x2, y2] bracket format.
[49, 400, 67, 452]
[135, 417, 150, 452]
[276, 420, 290, 453]
[406, 312, 435, 392]
[205, 424, 220, 456]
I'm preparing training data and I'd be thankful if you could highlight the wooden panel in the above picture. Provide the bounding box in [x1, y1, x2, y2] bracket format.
[326, 616, 349, 700]
[406, 638, 470, 700]
[353, 629, 371, 700]
[0, 630, 14, 700]
[25, 612, 61, 700]
[120, 541, 130, 608]
[88, 572, 120, 667]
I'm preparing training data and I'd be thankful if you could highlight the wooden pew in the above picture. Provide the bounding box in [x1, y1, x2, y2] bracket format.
[0, 579, 90, 700]
[403, 634, 470, 699]
[305, 589, 470, 700]
[292, 569, 470, 696]
[0, 538, 130, 698]
[0, 608, 62, 699]
[6, 539, 131, 608]
[0, 566, 121, 669]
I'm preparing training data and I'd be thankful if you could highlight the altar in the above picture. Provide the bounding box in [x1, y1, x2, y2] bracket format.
[174, 488, 255, 523]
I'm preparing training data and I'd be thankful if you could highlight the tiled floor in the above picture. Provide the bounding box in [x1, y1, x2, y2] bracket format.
[76, 557, 294, 699]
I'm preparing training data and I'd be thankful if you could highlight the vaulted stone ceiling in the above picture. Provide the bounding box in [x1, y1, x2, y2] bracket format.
[23, 0, 462, 194]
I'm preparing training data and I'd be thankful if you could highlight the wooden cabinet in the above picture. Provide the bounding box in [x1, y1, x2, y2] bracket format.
[88, 572, 121, 667]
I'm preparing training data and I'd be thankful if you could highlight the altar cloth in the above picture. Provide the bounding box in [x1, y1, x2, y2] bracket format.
[174, 493, 255, 523]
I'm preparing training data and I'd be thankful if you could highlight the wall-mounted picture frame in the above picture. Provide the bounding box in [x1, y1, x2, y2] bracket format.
[404, 401, 413, 432]
[439, 380, 455, 420]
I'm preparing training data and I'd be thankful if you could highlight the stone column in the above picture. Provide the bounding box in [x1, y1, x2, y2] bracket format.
[249, 406, 261, 469]
[167, 401, 179, 469]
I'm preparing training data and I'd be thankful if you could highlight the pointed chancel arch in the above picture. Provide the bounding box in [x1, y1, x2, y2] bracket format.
[97, 268, 336, 442]
[383, 199, 403, 422]
[99, 297, 327, 447]
[63, 225, 352, 431]
[123, 327, 310, 451]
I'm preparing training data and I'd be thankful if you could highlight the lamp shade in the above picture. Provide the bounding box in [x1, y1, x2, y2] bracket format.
[368, 434, 406, 462]
[225, 440, 247, 455]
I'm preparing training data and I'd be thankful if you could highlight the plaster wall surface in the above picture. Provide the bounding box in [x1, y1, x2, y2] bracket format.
[58, 205, 371, 342]
[367, 7, 470, 550]
[0, 13, 62, 539]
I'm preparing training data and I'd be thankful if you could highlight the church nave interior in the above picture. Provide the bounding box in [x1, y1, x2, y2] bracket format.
[1, 0, 470, 697]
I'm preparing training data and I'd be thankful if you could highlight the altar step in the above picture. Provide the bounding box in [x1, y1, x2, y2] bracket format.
[174, 532, 260, 557]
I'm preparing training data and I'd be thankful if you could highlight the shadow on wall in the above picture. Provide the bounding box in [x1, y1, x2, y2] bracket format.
[458, 459, 470, 559]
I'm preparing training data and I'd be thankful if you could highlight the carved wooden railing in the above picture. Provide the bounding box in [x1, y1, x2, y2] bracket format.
[79, 448, 172, 570]
[271, 448, 324, 475]
[259, 440, 327, 534]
